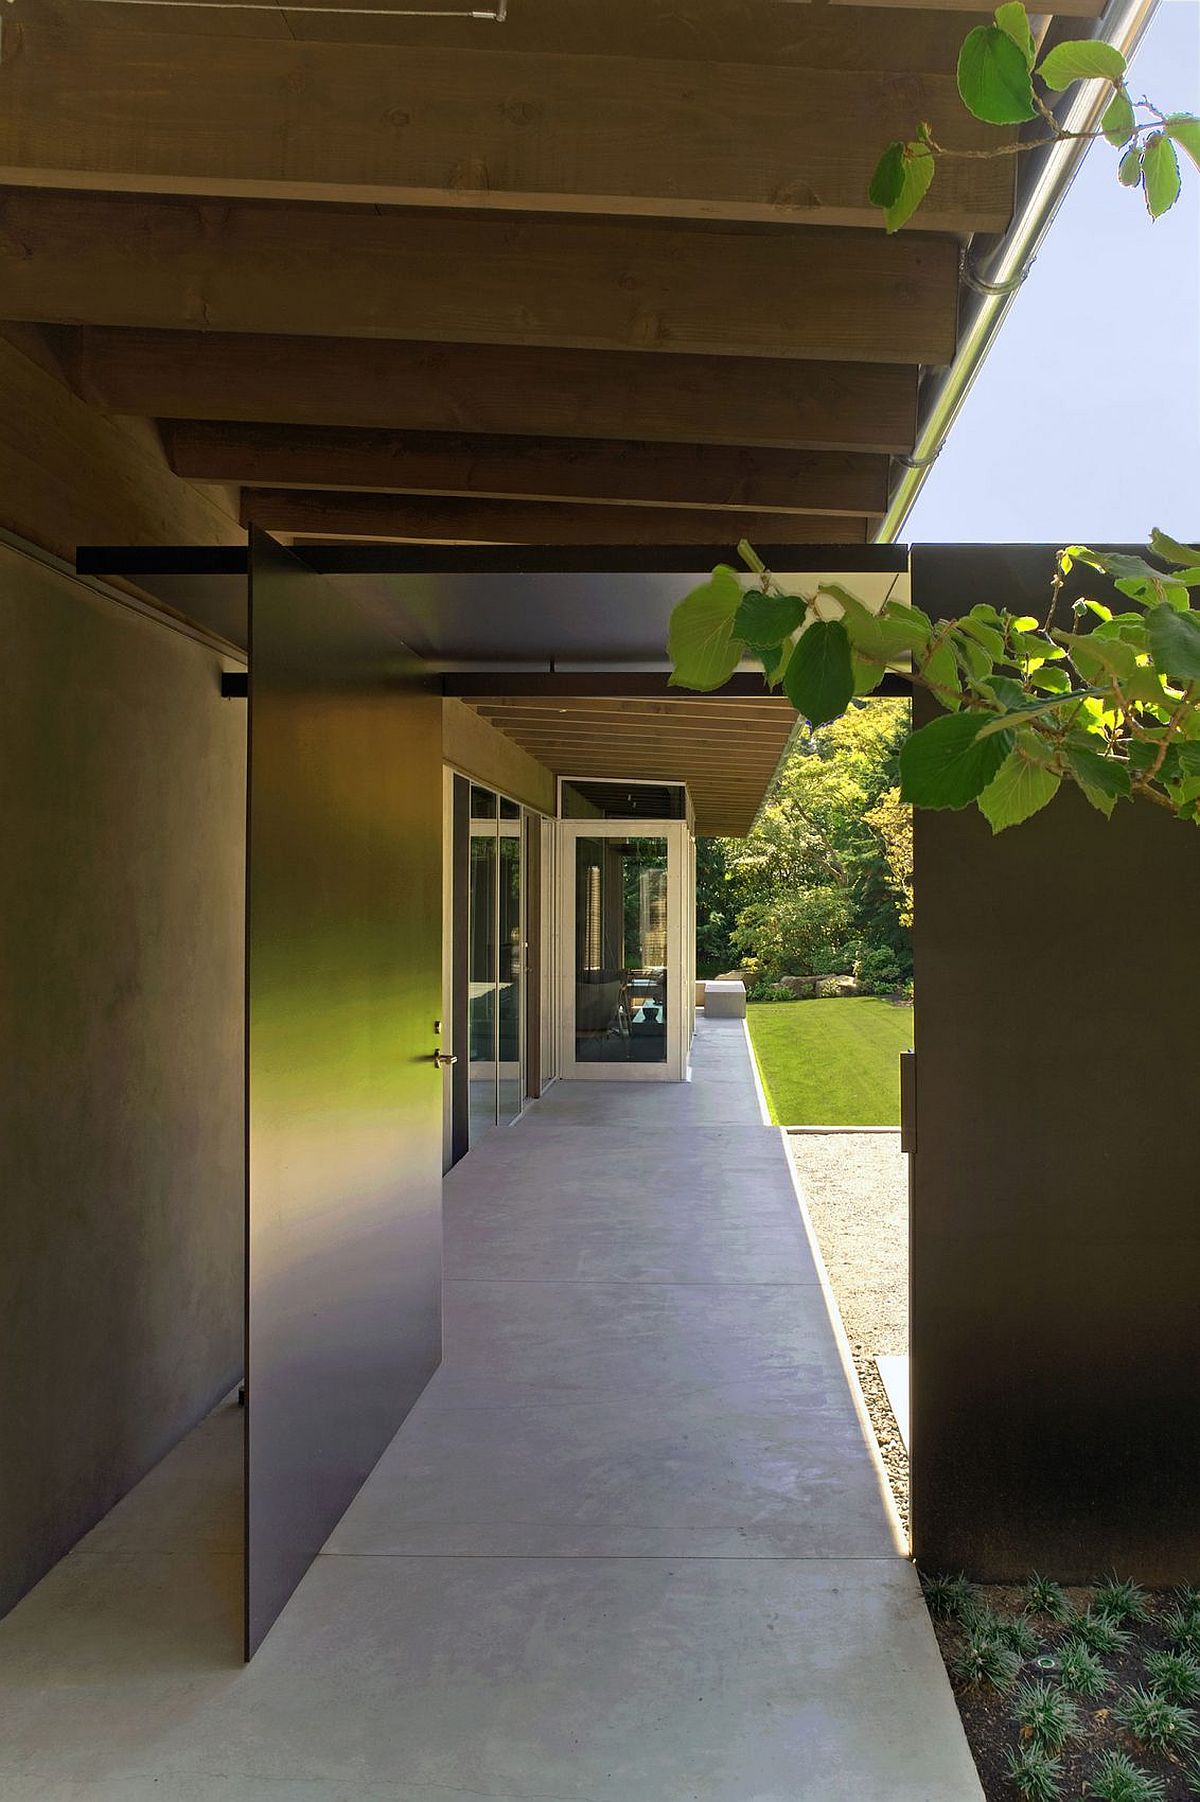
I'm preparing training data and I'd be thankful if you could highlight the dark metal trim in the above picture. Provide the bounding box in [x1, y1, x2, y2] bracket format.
[77, 543, 909, 578]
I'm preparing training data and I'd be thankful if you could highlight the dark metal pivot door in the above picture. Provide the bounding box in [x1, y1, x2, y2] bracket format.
[909, 545, 1200, 1583]
[245, 531, 443, 1656]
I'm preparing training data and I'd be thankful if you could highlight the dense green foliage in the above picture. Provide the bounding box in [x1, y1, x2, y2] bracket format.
[698, 702, 913, 989]
[867, 2, 1199, 232]
[746, 998, 912, 1127]
[670, 534, 1200, 836]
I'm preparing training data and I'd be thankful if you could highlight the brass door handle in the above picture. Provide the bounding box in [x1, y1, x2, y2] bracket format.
[430, 1050, 457, 1067]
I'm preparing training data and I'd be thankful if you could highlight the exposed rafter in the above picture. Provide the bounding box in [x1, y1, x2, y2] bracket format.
[163, 423, 889, 517]
[0, 23, 1014, 232]
[71, 329, 920, 454]
[0, 193, 961, 367]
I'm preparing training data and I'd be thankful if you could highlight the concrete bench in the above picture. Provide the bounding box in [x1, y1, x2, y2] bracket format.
[703, 979, 746, 1019]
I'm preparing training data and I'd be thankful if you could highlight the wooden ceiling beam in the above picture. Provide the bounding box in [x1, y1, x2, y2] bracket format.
[0, 193, 959, 368]
[239, 489, 869, 544]
[161, 423, 889, 517]
[0, 23, 1013, 234]
[483, 725, 792, 750]
[474, 707, 796, 732]
[72, 330, 918, 455]
[15, 0, 1053, 63]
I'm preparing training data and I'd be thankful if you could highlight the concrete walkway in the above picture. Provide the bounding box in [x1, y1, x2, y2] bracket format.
[0, 1018, 981, 1801]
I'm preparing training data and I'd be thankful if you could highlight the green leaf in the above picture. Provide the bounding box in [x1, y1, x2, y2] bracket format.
[1036, 38, 1127, 90]
[899, 711, 1013, 809]
[733, 590, 806, 649]
[1142, 132, 1182, 218]
[1101, 85, 1136, 147]
[994, 1, 1036, 68]
[952, 631, 994, 684]
[1149, 528, 1200, 569]
[921, 638, 962, 711]
[1146, 604, 1200, 682]
[868, 142, 906, 210]
[1055, 629, 1139, 685]
[957, 25, 1037, 124]
[1118, 144, 1143, 187]
[1029, 664, 1072, 693]
[783, 619, 855, 728]
[883, 142, 936, 234]
[957, 616, 1006, 660]
[851, 652, 886, 698]
[829, 588, 928, 662]
[1165, 114, 1200, 174]
[882, 600, 934, 647]
[667, 565, 745, 692]
[978, 729, 1061, 832]
[1066, 743, 1132, 813]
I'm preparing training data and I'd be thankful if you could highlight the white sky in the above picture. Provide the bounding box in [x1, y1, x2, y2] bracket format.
[906, 0, 1200, 546]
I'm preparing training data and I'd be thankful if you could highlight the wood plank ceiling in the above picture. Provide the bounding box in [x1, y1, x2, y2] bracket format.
[0, 0, 1099, 828]
[473, 697, 803, 838]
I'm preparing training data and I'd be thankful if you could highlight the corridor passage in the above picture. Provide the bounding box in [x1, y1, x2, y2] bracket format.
[0, 1019, 981, 1800]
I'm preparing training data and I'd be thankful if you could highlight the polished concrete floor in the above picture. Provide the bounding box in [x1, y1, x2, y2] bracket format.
[0, 1019, 982, 1800]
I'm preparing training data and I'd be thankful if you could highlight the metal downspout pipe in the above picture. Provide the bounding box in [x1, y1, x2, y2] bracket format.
[876, 0, 1162, 543]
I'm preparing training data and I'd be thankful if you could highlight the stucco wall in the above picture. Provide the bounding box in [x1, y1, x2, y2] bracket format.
[0, 543, 247, 1617]
[442, 698, 556, 814]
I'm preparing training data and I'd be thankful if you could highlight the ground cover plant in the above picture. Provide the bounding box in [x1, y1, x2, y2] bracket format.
[921, 1575, 1200, 1798]
[746, 996, 912, 1126]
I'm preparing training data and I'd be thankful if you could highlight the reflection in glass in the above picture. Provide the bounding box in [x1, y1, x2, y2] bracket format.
[574, 837, 668, 1064]
[468, 785, 498, 1140]
[498, 799, 523, 1126]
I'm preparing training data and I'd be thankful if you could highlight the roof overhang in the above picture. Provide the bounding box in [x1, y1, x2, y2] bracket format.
[77, 539, 911, 834]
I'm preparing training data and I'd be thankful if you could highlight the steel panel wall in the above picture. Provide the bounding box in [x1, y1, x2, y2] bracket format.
[246, 532, 443, 1654]
[910, 545, 1200, 1581]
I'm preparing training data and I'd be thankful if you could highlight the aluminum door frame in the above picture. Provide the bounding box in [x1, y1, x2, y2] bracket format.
[556, 818, 689, 1083]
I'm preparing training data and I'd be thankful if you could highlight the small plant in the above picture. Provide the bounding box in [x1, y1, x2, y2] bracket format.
[1093, 1575, 1151, 1624]
[1025, 1575, 1072, 1622]
[1145, 1648, 1200, 1704]
[1183, 1757, 1200, 1798]
[1085, 1751, 1166, 1802]
[920, 1571, 979, 1621]
[1058, 1638, 1108, 1699]
[1176, 1586, 1200, 1612]
[1006, 1742, 1063, 1802]
[1000, 1615, 1042, 1658]
[1012, 1679, 1080, 1752]
[1161, 1603, 1200, 1656]
[1073, 1609, 1132, 1654]
[1113, 1685, 1199, 1755]
[951, 1622, 1021, 1692]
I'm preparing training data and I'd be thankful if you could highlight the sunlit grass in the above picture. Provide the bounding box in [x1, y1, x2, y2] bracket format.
[746, 997, 913, 1126]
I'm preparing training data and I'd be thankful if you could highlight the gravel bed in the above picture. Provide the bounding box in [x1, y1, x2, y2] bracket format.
[787, 1130, 911, 1533]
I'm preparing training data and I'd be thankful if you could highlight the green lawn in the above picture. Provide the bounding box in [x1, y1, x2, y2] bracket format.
[746, 997, 914, 1126]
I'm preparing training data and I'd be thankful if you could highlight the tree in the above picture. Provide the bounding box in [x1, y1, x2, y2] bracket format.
[721, 701, 913, 987]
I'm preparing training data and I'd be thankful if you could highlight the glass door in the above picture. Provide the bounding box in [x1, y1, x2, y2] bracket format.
[467, 785, 499, 1143]
[497, 797, 524, 1127]
[559, 821, 688, 1082]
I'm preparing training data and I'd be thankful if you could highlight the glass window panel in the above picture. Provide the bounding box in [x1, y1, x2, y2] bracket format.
[468, 788, 498, 1139]
[561, 781, 686, 820]
[573, 836, 668, 1064]
[497, 811, 523, 1126]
